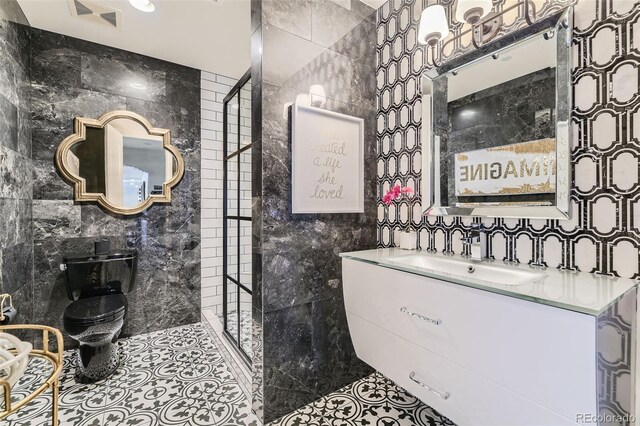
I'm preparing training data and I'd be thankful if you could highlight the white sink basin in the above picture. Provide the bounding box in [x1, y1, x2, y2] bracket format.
[387, 254, 547, 286]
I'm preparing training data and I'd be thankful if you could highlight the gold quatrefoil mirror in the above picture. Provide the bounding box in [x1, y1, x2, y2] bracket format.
[55, 110, 184, 215]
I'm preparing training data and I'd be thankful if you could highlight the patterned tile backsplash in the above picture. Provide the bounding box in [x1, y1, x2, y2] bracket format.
[376, 0, 640, 279]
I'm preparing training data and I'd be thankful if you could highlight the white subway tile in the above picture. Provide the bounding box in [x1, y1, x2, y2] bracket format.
[216, 74, 238, 86]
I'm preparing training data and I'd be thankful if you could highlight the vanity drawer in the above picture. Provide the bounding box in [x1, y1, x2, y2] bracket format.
[342, 259, 597, 420]
[347, 312, 579, 426]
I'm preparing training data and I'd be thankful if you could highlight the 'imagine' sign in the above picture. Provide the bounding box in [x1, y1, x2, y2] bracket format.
[454, 139, 556, 197]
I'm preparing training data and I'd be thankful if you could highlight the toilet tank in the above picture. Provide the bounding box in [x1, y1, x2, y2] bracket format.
[62, 250, 138, 301]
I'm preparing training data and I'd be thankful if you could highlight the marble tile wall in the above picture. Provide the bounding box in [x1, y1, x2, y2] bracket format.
[0, 0, 28, 26]
[442, 68, 556, 206]
[27, 28, 201, 347]
[0, 6, 33, 326]
[376, 0, 640, 279]
[251, 0, 378, 423]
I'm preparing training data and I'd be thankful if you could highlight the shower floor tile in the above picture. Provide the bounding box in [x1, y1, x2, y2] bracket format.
[225, 310, 253, 359]
[3, 323, 260, 426]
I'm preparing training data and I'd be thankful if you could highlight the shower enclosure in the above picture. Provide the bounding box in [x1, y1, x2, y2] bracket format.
[222, 70, 252, 363]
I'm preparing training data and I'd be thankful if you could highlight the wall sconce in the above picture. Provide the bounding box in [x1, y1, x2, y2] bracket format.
[309, 84, 326, 107]
[283, 86, 327, 120]
[455, 0, 492, 24]
[418, 5, 449, 47]
[419, 0, 538, 67]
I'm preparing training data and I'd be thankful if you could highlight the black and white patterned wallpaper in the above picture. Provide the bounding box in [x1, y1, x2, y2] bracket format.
[596, 288, 636, 421]
[376, 0, 640, 279]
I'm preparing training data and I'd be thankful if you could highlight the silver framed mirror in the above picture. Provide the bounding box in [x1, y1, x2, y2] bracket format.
[421, 8, 572, 219]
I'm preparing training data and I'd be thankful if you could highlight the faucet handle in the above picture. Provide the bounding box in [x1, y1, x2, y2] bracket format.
[460, 236, 477, 245]
[469, 223, 485, 238]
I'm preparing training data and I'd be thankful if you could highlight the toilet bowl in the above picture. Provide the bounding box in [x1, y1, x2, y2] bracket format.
[63, 294, 127, 381]
[61, 243, 137, 382]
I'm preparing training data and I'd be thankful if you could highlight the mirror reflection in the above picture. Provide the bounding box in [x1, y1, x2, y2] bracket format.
[56, 111, 184, 215]
[422, 10, 571, 219]
[440, 34, 556, 207]
[68, 119, 176, 208]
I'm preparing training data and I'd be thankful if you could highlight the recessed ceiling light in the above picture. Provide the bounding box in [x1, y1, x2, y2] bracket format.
[130, 82, 147, 90]
[129, 0, 155, 13]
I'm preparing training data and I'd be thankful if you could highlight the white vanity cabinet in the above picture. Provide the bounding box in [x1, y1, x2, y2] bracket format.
[341, 250, 637, 426]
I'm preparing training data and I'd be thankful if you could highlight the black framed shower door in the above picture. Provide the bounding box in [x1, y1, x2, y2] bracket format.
[222, 69, 252, 364]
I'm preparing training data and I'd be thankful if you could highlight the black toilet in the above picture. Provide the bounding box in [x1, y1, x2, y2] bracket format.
[61, 241, 138, 382]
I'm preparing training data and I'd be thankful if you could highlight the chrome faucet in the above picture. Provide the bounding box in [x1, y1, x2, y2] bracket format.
[461, 223, 487, 261]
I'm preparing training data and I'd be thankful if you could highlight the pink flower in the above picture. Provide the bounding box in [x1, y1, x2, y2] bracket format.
[383, 185, 413, 206]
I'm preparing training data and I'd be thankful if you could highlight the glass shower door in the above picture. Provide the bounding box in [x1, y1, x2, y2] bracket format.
[223, 70, 252, 363]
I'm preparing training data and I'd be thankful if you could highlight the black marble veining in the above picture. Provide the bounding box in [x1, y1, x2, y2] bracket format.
[252, 0, 377, 423]
[0, 9, 33, 327]
[0, 93, 18, 152]
[439, 68, 556, 206]
[24, 28, 201, 348]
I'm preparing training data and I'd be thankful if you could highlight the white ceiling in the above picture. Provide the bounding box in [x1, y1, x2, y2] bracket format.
[17, 0, 251, 79]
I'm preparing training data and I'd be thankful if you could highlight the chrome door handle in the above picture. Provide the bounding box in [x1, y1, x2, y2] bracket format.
[400, 306, 442, 326]
[409, 371, 450, 400]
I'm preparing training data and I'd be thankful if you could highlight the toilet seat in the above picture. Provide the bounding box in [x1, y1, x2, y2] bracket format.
[64, 294, 127, 326]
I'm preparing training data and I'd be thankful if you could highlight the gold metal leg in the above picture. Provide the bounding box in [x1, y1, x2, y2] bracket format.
[0, 325, 64, 422]
[51, 380, 59, 426]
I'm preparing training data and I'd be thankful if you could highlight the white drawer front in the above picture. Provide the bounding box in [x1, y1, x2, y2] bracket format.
[347, 312, 579, 426]
[342, 259, 597, 421]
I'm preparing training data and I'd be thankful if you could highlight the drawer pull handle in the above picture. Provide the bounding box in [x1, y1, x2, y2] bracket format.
[400, 306, 442, 326]
[409, 371, 450, 400]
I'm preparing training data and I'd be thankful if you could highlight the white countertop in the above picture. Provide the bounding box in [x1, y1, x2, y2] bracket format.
[340, 248, 638, 316]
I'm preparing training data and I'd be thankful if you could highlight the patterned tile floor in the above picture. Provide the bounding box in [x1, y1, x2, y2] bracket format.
[3, 322, 454, 426]
[268, 372, 454, 426]
[3, 323, 260, 426]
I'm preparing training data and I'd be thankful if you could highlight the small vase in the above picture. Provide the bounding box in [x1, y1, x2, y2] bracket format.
[398, 230, 417, 250]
